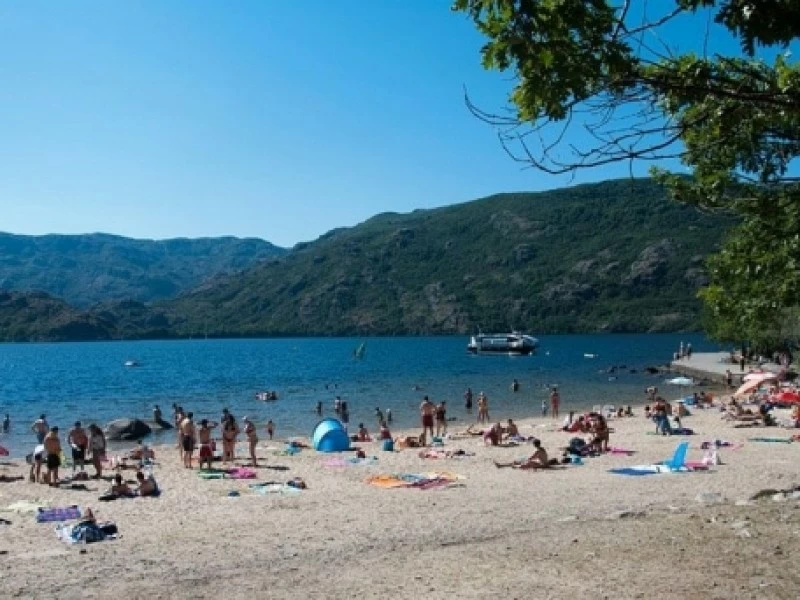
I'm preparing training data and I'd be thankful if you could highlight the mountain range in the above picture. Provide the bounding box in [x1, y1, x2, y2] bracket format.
[0, 179, 736, 341]
[0, 233, 286, 307]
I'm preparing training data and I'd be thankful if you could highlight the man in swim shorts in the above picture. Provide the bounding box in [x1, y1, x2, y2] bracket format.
[180, 412, 196, 469]
[197, 419, 214, 470]
[43, 426, 62, 485]
[420, 396, 436, 444]
[67, 421, 88, 473]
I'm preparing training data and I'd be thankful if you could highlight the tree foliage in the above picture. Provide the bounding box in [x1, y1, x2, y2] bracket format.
[453, 0, 800, 350]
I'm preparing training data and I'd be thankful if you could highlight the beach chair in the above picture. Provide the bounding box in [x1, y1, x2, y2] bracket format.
[661, 441, 689, 471]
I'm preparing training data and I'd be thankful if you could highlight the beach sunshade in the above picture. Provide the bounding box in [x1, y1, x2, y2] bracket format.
[311, 418, 350, 453]
[734, 379, 768, 397]
[666, 377, 693, 386]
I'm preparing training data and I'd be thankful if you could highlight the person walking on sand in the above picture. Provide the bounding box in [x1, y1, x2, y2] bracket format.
[180, 412, 196, 469]
[420, 396, 436, 443]
[243, 417, 258, 467]
[435, 401, 448, 436]
[726, 369, 733, 390]
[550, 387, 560, 419]
[67, 421, 88, 473]
[31, 414, 48, 444]
[477, 392, 489, 423]
[43, 426, 62, 485]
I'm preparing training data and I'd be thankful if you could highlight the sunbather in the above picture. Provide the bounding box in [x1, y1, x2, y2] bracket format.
[136, 471, 158, 497]
[110, 474, 135, 498]
[494, 440, 553, 469]
[587, 415, 610, 453]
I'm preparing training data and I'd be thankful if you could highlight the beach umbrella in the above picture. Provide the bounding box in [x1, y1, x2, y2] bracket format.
[734, 379, 766, 398]
[666, 376, 693, 386]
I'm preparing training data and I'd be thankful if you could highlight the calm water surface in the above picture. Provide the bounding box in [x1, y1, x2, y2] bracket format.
[0, 334, 722, 456]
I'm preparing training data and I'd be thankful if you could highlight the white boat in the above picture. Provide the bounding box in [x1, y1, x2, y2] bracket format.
[467, 332, 539, 355]
[124, 360, 140, 368]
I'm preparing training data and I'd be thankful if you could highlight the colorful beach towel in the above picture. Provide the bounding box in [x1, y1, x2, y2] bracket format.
[366, 472, 465, 490]
[226, 467, 257, 479]
[36, 505, 82, 523]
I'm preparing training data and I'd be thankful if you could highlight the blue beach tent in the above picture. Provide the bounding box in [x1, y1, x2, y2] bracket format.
[311, 418, 351, 452]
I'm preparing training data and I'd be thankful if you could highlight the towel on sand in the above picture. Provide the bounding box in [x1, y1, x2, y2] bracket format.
[37, 505, 82, 523]
[366, 472, 465, 490]
[56, 521, 118, 544]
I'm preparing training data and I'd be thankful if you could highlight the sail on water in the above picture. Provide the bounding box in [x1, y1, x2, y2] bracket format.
[353, 342, 366, 359]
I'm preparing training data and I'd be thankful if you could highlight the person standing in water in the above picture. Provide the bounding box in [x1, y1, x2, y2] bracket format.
[511, 379, 520, 392]
[464, 388, 473, 411]
[265, 419, 275, 440]
[2, 413, 9, 433]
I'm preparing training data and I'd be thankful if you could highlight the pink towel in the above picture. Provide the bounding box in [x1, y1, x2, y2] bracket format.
[226, 468, 256, 479]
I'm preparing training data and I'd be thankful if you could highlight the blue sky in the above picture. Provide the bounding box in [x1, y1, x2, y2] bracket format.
[0, 2, 783, 247]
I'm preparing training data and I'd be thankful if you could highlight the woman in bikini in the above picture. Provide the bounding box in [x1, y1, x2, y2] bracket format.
[88, 424, 106, 479]
[222, 415, 239, 463]
[477, 392, 489, 424]
[243, 417, 258, 467]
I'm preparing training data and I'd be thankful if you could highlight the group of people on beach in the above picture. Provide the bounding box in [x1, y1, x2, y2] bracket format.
[27, 415, 108, 486]
[170, 404, 275, 469]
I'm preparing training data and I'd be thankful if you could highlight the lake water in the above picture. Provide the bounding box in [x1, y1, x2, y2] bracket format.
[0, 333, 721, 456]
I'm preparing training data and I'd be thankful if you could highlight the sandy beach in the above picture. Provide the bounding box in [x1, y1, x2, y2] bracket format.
[2, 402, 800, 599]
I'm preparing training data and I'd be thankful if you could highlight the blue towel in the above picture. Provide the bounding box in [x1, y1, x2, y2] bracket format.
[608, 468, 659, 477]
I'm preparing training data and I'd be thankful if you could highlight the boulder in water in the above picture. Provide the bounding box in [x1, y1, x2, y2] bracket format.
[105, 418, 151, 441]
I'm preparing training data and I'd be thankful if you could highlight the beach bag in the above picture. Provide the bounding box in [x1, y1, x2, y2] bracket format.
[382, 439, 394, 452]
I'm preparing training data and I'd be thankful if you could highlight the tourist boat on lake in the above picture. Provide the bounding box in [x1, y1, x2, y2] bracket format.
[467, 332, 539, 355]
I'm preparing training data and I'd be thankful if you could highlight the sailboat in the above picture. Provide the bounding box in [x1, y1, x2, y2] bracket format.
[353, 342, 366, 360]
